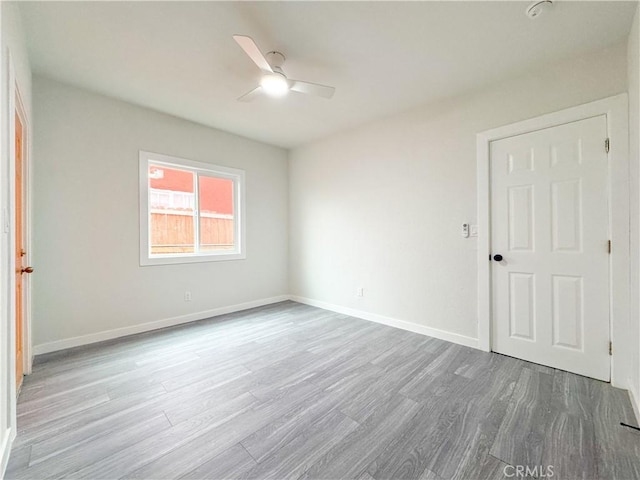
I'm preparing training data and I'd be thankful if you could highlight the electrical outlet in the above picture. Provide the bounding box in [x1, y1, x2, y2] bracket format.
[357, 287, 364, 297]
[184, 291, 192, 302]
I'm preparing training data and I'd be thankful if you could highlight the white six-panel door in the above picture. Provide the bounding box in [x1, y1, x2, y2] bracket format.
[490, 115, 610, 381]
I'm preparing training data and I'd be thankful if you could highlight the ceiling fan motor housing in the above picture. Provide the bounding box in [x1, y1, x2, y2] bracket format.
[266, 51, 286, 69]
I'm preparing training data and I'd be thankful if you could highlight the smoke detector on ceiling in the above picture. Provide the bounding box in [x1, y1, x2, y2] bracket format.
[526, 0, 553, 19]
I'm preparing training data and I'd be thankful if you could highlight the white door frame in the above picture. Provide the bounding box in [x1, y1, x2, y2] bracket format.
[7, 50, 33, 396]
[13, 71, 32, 377]
[476, 94, 630, 389]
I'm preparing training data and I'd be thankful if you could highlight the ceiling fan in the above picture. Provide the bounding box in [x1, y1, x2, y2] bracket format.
[233, 35, 335, 102]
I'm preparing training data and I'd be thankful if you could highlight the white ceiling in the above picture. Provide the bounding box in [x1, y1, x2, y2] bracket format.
[19, 1, 637, 148]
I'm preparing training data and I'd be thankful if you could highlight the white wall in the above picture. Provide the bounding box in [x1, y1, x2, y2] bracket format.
[289, 43, 628, 346]
[628, 3, 640, 418]
[1, 1, 32, 475]
[32, 77, 288, 352]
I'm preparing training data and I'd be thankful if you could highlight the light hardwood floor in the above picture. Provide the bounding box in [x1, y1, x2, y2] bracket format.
[5, 301, 640, 479]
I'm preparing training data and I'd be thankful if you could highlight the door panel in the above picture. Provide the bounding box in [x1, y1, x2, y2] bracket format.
[551, 275, 583, 350]
[490, 115, 610, 381]
[551, 179, 582, 252]
[15, 111, 24, 390]
[508, 185, 534, 251]
[508, 272, 535, 340]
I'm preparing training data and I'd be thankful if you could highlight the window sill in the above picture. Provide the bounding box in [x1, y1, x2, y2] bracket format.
[140, 252, 246, 266]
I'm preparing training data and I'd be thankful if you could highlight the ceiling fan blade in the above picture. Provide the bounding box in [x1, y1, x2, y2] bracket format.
[237, 86, 263, 102]
[233, 35, 273, 73]
[289, 80, 335, 99]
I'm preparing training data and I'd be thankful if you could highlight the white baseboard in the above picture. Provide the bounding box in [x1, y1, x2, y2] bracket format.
[290, 296, 479, 349]
[0, 427, 13, 480]
[33, 294, 480, 355]
[33, 295, 290, 355]
[629, 387, 640, 425]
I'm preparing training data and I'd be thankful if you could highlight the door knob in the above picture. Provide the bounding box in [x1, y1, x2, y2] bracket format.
[493, 254, 503, 262]
[20, 266, 34, 274]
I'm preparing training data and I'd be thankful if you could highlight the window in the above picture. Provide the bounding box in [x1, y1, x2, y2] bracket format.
[139, 151, 245, 265]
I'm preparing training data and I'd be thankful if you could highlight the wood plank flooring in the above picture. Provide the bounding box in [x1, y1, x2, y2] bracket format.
[5, 301, 640, 479]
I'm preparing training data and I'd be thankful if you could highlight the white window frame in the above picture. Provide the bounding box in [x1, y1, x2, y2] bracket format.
[139, 151, 246, 266]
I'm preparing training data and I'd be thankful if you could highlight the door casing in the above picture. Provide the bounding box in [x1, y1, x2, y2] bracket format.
[14, 85, 31, 381]
[7, 52, 33, 406]
[476, 94, 629, 388]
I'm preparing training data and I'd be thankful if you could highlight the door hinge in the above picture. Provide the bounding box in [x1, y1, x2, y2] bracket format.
[609, 341, 613, 356]
[605, 138, 610, 154]
[608, 240, 612, 254]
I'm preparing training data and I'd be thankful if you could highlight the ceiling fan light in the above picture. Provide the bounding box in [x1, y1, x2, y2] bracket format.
[260, 73, 289, 97]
